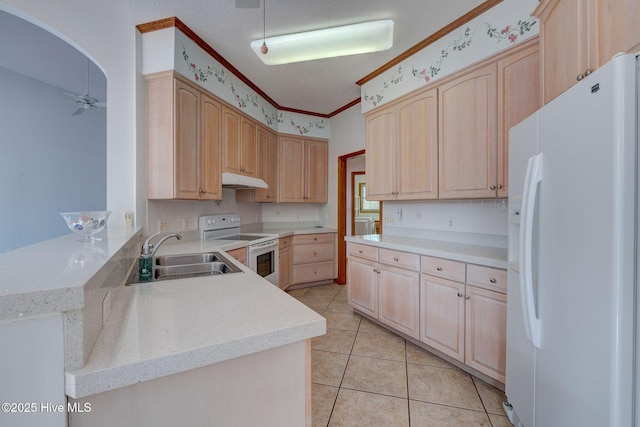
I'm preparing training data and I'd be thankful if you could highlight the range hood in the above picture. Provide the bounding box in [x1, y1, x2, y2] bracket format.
[221, 172, 268, 189]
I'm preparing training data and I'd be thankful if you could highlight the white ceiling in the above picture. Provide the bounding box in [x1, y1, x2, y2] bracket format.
[0, 1, 489, 116]
[130, 0, 486, 116]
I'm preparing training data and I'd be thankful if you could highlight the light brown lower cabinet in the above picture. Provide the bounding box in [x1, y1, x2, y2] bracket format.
[226, 247, 247, 266]
[347, 242, 507, 383]
[279, 236, 292, 290]
[291, 233, 336, 285]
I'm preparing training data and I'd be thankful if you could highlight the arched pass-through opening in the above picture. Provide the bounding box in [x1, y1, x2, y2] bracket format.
[0, 8, 107, 252]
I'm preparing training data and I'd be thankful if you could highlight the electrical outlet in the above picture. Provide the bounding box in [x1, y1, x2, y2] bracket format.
[395, 209, 403, 223]
[182, 217, 189, 230]
[102, 291, 111, 326]
[158, 220, 168, 232]
[448, 218, 454, 228]
[124, 211, 134, 228]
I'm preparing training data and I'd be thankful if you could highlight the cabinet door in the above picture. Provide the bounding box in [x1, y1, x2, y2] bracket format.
[365, 108, 396, 200]
[255, 126, 277, 202]
[439, 63, 497, 199]
[278, 136, 305, 202]
[378, 264, 420, 339]
[305, 140, 328, 203]
[420, 275, 465, 362]
[279, 247, 292, 290]
[536, 0, 597, 104]
[174, 79, 201, 199]
[599, 0, 640, 63]
[347, 257, 379, 318]
[497, 40, 540, 198]
[396, 88, 438, 200]
[464, 285, 507, 383]
[240, 116, 257, 177]
[200, 93, 222, 200]
[221, 106, 241, 174]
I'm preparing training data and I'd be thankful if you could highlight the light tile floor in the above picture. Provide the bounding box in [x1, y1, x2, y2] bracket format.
[288, 283, 512, 427]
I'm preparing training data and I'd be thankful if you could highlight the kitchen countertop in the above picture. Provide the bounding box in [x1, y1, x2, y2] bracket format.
[64, 236, 326, 399]
[345, 234, 508, 269]
[0, 227, 142, 322]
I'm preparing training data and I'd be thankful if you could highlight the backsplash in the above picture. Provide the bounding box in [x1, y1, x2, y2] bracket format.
[147, 191, 325, 235]
[382, 199, 508, 248]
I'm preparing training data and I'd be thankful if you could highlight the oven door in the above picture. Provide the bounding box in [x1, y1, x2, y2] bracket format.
[248, 239, 279, 286]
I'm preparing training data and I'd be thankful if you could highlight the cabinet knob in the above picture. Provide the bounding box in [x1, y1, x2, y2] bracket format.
[577, 73, 584, 81]
[457, 292, 463, 297]
[464, 295, 470, 300]
[436, 267, 442, 271]
[497, 184, 503, 189]
[393, 256, 399, 262]
[584, 68, 592, 77]
[490, 185, 496, 190]
[489, 278, 497, 284]
[314, 251, 317, 256]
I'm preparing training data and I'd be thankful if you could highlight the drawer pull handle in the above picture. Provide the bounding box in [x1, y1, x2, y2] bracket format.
[436, 267, 442, 271]
[314, 251, 317, 256]
[358, 250, 363, 253]
[393, 256, 399, 262]
[489, 278, 497, 283]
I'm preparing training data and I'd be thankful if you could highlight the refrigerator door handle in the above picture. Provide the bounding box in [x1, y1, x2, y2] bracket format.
[519, 153, 542, 348]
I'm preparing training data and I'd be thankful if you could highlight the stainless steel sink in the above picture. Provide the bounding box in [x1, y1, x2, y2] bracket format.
[154, 261, 242, 280]
[155, 252, 225, 266]
[127, 251, 243, 284]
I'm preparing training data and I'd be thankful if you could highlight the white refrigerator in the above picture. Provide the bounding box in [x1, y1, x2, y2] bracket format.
[504, 52, 638, 427]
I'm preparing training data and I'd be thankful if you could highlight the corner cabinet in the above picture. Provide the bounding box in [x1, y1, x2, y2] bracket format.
[278, 136, 328, 203]
[146, 72, 222, 200]
[365, 87, 438, 201]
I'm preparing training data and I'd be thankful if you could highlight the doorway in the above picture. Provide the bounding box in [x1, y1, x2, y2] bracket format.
[337, 150, 383, 284]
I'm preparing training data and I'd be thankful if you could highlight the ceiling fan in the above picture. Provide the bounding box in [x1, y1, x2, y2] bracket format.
[65, 58, 106, 116]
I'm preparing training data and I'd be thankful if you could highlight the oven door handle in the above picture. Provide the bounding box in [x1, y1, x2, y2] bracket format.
[248, 240, 278, 253]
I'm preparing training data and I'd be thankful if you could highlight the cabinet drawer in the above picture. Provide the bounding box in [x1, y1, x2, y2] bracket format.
[466, 264, 507, 294]
[379, 248, 420, 271]
[348, 243, 378, 261]
[279, 235, 292, 250]
[293, 233, 334, 245]
[293, 243, 334, 264]
[421, 256, 466, 283]
[293, 261, 335, 284]
[226, 247, 247, 265]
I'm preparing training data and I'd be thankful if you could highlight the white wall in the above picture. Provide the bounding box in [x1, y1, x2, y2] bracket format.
[0, 0, 139, 231]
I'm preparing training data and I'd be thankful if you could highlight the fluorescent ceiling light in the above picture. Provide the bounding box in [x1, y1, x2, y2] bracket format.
[251, 19, 394, 65]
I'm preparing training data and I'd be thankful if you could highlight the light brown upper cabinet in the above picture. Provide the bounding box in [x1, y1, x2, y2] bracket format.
[439, 63, 498, 199]
[598, 0, 640, 63]
[145, 72, 222, 200]
[221, 107, 257, 178]
[278, 135, 328, 203]
[496, 38, 540, 198]
[365, 87, 438, 201]
[534, 0, 599, 104]
[254, 125, 278, 202]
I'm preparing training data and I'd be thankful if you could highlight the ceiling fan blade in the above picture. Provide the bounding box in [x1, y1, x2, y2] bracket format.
[72, 105, 86, 116]
[236, 0, 260, 8]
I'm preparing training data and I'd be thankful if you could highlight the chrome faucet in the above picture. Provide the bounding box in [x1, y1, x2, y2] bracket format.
[139, 231, 182, 282]
[141, 231, 183, 258]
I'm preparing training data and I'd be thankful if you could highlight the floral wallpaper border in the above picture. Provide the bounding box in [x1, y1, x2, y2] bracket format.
[179, 41, 328, 136]
[361, 0, 539, 112]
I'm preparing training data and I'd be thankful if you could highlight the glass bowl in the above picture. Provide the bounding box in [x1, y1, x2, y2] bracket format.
[60, 211, 112, 242]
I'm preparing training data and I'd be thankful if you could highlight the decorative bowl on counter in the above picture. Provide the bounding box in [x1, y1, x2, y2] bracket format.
[60, 211, 112, 242]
